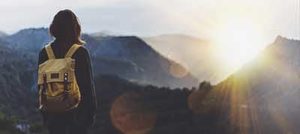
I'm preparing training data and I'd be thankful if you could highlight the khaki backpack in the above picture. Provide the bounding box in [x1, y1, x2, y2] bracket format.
[38, 44, 81, 113]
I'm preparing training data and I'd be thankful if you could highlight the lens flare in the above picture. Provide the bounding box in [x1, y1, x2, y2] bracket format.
[110, 92, 156, 134]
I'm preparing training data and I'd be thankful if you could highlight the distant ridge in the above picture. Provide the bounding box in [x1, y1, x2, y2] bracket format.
[1, 27, 198, 88]
[0, 31, 8, 38]
[143, 34, 220, 83]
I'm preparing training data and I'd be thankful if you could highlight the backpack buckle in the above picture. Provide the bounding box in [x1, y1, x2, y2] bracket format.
[64, 72, 69, 91]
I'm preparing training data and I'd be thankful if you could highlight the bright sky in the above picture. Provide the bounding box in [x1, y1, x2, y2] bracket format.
[0, 0, 299, 43]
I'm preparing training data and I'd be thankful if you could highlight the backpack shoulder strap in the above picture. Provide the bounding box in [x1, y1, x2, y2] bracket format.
[65, 44, 82, 58]
[45, 44, 56, 59]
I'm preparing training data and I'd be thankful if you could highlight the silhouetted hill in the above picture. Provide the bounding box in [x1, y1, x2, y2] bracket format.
[212, 36, 300, 133]
[91, 75, 226, 134]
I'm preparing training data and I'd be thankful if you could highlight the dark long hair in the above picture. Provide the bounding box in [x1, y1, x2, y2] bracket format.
[49, 9, 84, 45]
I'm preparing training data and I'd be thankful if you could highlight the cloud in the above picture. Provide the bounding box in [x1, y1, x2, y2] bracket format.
[0, 0, 298, 41]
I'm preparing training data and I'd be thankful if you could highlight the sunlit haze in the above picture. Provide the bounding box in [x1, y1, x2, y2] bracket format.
[0, 0, 299, 80]
[213, 17, 266, 73]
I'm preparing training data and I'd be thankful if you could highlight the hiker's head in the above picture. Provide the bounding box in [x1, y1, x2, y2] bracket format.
[50, 9, 84, 45]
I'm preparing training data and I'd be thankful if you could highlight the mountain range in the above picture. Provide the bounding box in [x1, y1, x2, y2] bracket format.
[2, 28, 198, 88]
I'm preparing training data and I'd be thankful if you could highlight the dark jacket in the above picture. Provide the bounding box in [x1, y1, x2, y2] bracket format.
[38, 41, 97, 127]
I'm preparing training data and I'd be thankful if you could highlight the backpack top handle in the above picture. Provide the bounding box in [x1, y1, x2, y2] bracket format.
[44, 44, 81, 59]
[65, 44, 81, 58]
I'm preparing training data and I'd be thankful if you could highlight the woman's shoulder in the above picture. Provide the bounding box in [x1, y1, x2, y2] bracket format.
[77, 45, 89, 53]
[74, 45, 90, 57]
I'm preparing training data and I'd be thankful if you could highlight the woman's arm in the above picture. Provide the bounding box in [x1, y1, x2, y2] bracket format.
[74, 46, 97, 124]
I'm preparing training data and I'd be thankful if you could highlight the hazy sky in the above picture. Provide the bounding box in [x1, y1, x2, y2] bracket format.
[0, 0, 299, 42]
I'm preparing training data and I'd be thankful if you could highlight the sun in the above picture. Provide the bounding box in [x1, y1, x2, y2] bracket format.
[213, 17, 265, 73]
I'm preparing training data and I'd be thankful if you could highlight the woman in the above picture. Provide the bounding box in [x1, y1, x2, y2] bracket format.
[37, 9, 97, 134]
